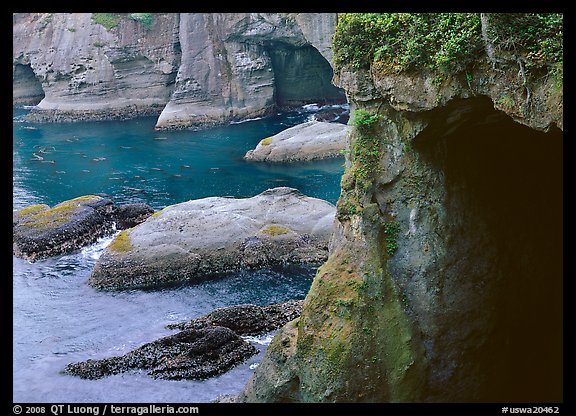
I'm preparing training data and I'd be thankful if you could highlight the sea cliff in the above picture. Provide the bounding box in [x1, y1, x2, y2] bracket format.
[13, 13, 345, 128]
[237, 13, 563, 403]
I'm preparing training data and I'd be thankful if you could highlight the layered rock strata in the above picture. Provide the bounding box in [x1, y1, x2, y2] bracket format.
[89, 187, 335, 290]
[13, 13, 345, 128]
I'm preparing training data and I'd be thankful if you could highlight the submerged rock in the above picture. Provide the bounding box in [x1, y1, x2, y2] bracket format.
[13, 196, 154, 261]
[244, 121, 350, 162]
[64, 299, 304, 381]
[89, 187, 335, 291]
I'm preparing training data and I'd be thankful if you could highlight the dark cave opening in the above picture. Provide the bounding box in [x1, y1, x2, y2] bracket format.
[266, 44, 346, 108]
[13, 63, 45, 105]
[415, 97, 563, 402]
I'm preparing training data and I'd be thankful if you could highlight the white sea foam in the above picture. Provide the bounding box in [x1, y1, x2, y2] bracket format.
[80, 228, 119, 260]
[243, 333, 275, 346]
[230, 116, 264, 124]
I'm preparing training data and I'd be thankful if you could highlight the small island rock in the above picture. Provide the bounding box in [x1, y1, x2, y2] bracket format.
[89, 187, 335, 290]
[244, 121, 350, 162]
[13, 196, 154, 261]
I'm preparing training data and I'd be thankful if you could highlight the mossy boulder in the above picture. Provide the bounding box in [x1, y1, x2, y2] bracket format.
[13, 196, 154, 261]
[13, 195, 115, 261]
[89, 187, 336, 290]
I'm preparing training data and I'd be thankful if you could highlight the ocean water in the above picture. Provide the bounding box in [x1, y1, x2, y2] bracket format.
[12, 105, 346, 403]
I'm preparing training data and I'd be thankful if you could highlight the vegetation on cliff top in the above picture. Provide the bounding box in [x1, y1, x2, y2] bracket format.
[333, 13, 562, 78]
[92, 13, 154, 30]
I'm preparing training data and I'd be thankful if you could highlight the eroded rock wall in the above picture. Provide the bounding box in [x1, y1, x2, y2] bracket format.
[13, 13, 345, 127]
[238, 19, 563, 403]
[13, 13, 181, 121]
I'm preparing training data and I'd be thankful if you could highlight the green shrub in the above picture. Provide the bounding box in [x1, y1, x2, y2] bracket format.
[92, 13, 122, 30]
[333, 13, 482, 75]
[92, 13, 155, 31]
[129, 13, 154, 29]
[333, 13, 562, 77]
[484, 13, 562, 65]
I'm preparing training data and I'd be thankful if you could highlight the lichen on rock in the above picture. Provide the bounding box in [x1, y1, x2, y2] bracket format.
[13, 196, 154, 261]
[89, 187, 336, 291]
[244, 121, 350, 162]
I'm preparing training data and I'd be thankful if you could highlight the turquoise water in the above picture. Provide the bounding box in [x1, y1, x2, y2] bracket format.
[12, 105, 345, 403]
[13, 107, 345, 211]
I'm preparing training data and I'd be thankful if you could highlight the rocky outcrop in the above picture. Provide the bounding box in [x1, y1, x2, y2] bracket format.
[13, 195, 154, 261]
[244, 121, 350, 162]
[64, 326, 258, 380]
[13, 13, 181, 122]
[63, 299, 303, 380]
[89, 187, 335, 290]
[238, 14, 563, 403]
[13, 13, 345, 128]
[167, 300, 304, 336]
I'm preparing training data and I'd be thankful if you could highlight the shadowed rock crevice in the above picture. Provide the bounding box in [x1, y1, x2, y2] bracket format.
[267, 44, 345, 107]
[13, 63, 45, 105]
[411, 101, 563, 402]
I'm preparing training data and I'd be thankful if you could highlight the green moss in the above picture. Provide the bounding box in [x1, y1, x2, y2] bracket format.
[150, 207, 166, 218]
[336, 195, 360, 221]
[66, 195, 101, 203]
[292, 179, 426, 401]
[92, 13, 122, 30]
[16, 204, 49, 218]
[349, 109, 383, 191]
[497, 94, 516, 111]
[260, 224, 290, 236]
[20, 196, 101, 229]
[128, 13, 154, 29]
[260, 137, 273, 146]
[108, 229, 133, 253]
[92, 13, 157, 31]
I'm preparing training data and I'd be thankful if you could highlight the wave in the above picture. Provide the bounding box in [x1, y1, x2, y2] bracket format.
[242, 332, 275, 346]
[229, 116, 264, 125]
[80, 229, 119, 260]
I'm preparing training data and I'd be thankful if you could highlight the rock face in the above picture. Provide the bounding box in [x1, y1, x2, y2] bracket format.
[13, 13, 181, 122]
[238, 16, 563, 403]
[89, 187, 335, 290]
[244, 121, 350, 162]
[13, 195, 154, 262]
[63, 299, 303, 380]
[13, 13, 345, 128]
